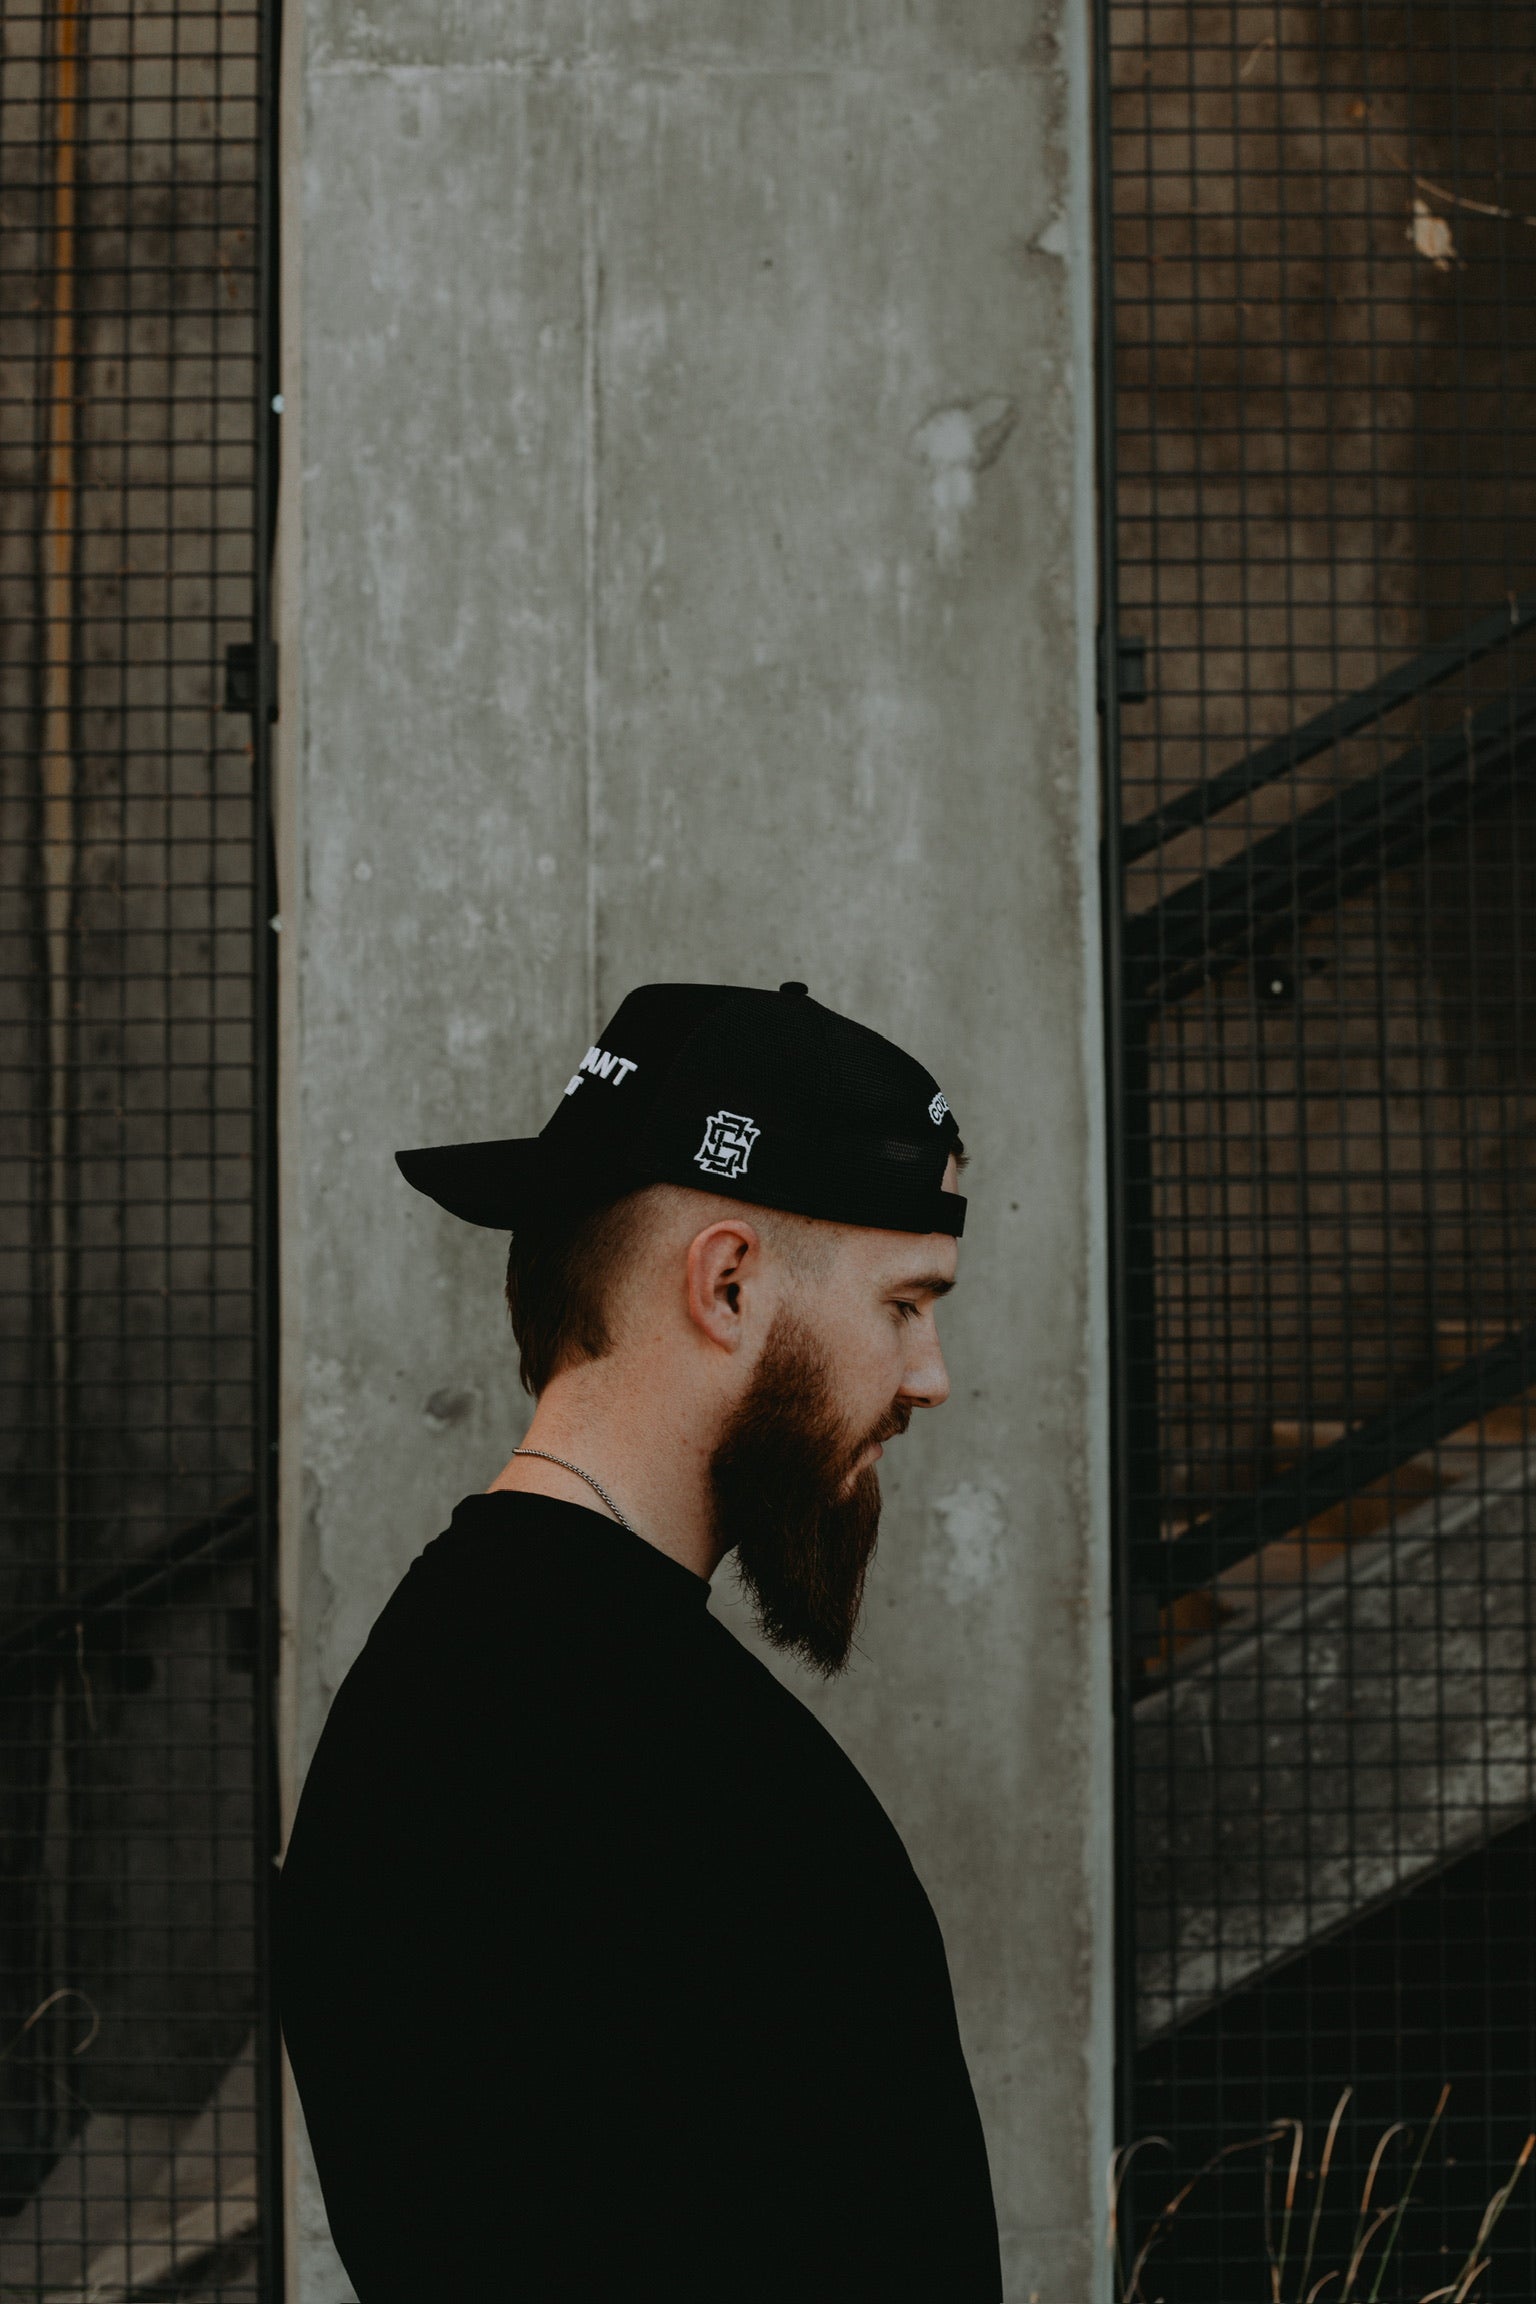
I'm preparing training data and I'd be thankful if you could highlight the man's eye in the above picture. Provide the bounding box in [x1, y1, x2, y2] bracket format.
[893, 1301, 921, 1321]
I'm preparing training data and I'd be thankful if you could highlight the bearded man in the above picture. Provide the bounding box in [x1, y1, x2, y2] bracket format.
[276, 979, 1002, 2303]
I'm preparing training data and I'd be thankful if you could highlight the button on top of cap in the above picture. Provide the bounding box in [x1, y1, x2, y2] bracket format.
[779, 980, 809, 997]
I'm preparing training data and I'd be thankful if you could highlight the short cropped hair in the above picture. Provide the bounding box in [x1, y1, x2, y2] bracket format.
[505, 1136, 965, 1397]
[505, 1190, 652, 1397]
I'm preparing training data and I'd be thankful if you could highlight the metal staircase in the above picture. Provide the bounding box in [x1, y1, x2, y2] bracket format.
[1123, 601, 1536, 2039]
[1136, 1436, 1536, 2039]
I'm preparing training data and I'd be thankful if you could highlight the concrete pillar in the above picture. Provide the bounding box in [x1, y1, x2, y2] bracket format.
[276, 2, 1110, 2297]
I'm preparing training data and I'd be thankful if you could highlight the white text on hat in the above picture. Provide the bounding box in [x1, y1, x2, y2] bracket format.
[571, 1044, 639, 1089]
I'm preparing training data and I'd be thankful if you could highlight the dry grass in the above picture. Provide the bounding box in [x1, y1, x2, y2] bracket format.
[1109, 2088, 1535, 2304]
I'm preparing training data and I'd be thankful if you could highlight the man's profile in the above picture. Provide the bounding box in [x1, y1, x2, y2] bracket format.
[277, 979, 1002, 2302]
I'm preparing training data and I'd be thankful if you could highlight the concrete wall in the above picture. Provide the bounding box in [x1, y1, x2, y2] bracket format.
[275, 0, 1110, 2297]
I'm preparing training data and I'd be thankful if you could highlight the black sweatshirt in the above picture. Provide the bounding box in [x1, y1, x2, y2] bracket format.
[277, 1492, 1002, 2302]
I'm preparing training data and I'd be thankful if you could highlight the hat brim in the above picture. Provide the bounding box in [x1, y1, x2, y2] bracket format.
[398, 1133, 967, 1238]
[394, 1137, 587, 1230]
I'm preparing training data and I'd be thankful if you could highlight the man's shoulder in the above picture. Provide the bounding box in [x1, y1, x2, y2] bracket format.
[299, 1494, 688, 1760]
[287, 1493, 712, 1851]
[365, 1488, 704, 1650]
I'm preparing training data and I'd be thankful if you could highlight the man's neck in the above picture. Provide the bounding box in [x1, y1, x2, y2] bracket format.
[487, 1367, 722, 1581]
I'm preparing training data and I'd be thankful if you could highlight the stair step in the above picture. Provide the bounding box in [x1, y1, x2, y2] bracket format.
[1135, 1447, 1536, 2042]
[1147, 1390, 1536, 1676]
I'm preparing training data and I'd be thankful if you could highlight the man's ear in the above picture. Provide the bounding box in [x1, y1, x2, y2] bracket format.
[685, 1218, 762, 1350]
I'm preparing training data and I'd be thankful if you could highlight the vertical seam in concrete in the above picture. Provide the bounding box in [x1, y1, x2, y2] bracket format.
[581, 17, 600, 1037]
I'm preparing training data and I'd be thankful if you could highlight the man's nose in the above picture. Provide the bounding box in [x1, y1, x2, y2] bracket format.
[900, 1336, 951, 1411]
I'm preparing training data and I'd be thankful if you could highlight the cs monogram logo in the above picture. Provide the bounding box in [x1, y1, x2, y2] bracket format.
[694, 1110, 760, 1180]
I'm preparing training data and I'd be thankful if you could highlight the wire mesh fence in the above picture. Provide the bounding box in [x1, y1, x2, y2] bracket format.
[0, 0, 274, 2291]
[1104, 3, 1536, 2294]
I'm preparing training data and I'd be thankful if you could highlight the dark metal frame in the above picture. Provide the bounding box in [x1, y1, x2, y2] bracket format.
[1091, 0, 1536, 2180]
[1, 0, 284, 2273]
[1120, 595, 1536, 865]
[1158, 1314, 1536, 1599]
[251, 0, 283, 2278]
[1095, 2, 1536, 2287]
[1121, 612, 1536, 1616]
[1127, 678, 1536, 1010]
[1091, 0, 1143, 2181]
[0, 1497, 257, 1683]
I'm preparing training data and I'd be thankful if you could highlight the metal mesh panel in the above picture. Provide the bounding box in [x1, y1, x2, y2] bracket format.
[1103, 4, 1536, 2294]
[0, 0, 275, 2291]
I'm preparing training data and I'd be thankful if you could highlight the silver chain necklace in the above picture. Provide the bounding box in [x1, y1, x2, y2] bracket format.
[510, 1448, 636, 1534]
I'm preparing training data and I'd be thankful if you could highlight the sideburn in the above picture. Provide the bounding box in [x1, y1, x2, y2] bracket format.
[711, 1315, 884, 1677]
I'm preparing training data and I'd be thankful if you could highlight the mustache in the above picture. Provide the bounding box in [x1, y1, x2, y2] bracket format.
[857, 1401, 912, 1457]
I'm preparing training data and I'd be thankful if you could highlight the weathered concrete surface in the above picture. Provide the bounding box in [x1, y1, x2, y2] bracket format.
[1136, 1450, 1536, 2042]
[277, 3, 1108, 2297]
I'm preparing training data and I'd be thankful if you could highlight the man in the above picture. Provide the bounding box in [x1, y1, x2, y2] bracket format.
[278, 979, 1002, 2302]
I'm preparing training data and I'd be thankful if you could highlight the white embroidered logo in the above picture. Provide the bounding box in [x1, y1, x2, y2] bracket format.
[928, 1090, 950, 1126]
[695, 1110, 760, 1179]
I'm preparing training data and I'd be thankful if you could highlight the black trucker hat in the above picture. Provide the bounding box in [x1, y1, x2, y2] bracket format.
[396, 980, 965, 1238]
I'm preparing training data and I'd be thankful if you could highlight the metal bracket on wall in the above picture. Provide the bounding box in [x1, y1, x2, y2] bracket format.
[1098, 629, 1150, 712]
[223, 640, 278, 723]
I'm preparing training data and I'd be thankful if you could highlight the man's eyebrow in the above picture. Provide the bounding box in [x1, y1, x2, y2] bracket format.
[886, 1272, 956, 1299]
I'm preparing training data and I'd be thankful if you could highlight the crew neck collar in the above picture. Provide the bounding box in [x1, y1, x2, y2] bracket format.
[453, 1488, 713, 1605]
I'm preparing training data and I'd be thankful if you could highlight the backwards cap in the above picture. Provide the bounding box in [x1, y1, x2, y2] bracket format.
[396, 979, 965, 1238]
